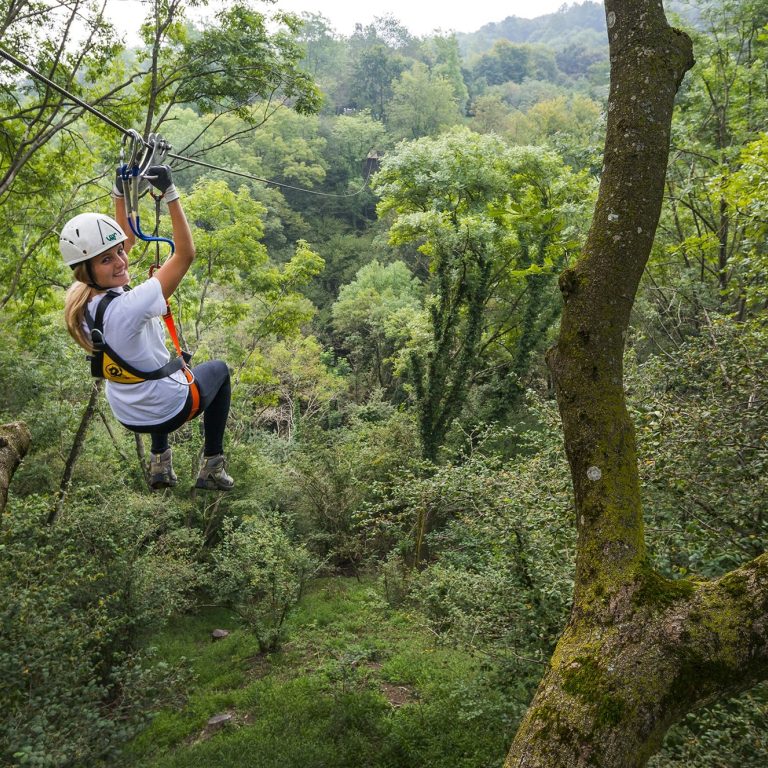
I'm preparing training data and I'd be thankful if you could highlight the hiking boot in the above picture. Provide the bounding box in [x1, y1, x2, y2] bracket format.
[195, 454, 234, 491]
[149, 448, 178, 489]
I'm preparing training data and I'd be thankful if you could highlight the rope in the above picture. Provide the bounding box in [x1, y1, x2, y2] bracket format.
[0, 46, 375, 199]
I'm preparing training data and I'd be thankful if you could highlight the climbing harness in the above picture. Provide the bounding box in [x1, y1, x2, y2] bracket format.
[85, 289, 201, 420]
[86, 289, 185, 383]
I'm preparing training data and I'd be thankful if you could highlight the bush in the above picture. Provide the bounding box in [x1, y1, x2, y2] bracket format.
[629, 316, 768, 579]
[0, 494, 196, 766]
[284, 406, 420, 568]
[211, 512, 315, 651]
[363, 410, 574, 716]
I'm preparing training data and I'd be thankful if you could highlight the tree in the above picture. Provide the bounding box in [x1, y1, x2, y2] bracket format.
[424, 34, 470, 111]
[655, 0, 768, 326]
[471, 41, 558, 90]
[374, 127, 587, 462]
[501, 0, 756, 764]
[243, 335, 343, 440]
[386, 62, 463, 141]
[724, 133, 768, 313]
[176, 179, 269, 347]
[348, 41, 406, 120]
[331, 260, 421, 399]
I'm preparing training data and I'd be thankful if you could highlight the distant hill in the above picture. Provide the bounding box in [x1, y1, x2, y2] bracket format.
[457, 2, 606, 58]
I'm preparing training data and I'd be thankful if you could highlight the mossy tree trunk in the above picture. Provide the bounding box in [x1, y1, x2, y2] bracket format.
[0, 421, 30, 516]
[502, 2, 768, 765]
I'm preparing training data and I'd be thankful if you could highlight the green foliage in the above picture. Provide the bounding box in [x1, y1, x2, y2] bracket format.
[386, 62, 464, 141]
[653, 0, 768, 328]
[724, 132, 768, 311]
[457, 1, 606, 58]
[470, 40, 558, 88]
[331, 260, 422, 398]
[375, 127, 591, 459]
[364, 402, 573, 593]
[650, 684, 768, 768]
[210, 513, 314, 652]
[4, 1, 768, 763]
[236, 334, 343, 440]
[627, 314, 768, 765]
[0, 494, 198, 766]
[423, 35, 470, 110]
[349, 41, 407, 120]
[630, 316, 768, 579]
[170, 3, 322, 118]
[283, 406, 420, 567]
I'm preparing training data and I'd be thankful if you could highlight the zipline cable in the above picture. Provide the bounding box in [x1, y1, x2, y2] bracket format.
[166, 151, 372, 198]
[0, 45, 131, 136]
[0, 46, 374, 199]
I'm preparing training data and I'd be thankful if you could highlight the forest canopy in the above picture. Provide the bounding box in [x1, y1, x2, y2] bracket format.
[1, 1, 768, 766]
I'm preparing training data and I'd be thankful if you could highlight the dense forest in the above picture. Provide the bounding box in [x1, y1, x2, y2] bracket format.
[1, 0, 768, 765]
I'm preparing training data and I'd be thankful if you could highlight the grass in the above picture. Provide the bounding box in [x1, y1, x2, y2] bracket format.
[121, 577, 518, 768]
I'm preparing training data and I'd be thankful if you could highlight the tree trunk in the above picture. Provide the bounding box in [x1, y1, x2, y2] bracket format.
[0, 421, 31, 516]
[500, 1, 748, 764]
[49, 380, 102, 525]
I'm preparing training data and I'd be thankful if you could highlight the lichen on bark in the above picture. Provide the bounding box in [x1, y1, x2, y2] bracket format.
[0, 421, 31, 516]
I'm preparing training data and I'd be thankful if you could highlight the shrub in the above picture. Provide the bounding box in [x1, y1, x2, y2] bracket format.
[285, 405, 420, 568]
[211, 512, 315, 651]
[0, 494, 196, 766]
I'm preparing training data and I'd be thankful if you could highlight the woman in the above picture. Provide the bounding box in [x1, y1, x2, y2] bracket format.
[61, 164, 234, 491]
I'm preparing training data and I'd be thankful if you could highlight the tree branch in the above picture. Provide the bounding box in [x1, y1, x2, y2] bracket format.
[49, 380, 102, 525]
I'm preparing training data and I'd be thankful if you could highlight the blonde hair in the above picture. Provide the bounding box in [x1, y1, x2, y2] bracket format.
[64, 264, 94, 352]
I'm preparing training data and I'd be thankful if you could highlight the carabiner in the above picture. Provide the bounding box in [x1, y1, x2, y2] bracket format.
[117, 131, 176, 257]
[120, 128, 144, 169]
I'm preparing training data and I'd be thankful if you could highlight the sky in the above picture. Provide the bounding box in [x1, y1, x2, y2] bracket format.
[105, 0, 573, 39]
[272, 0, 571, 36]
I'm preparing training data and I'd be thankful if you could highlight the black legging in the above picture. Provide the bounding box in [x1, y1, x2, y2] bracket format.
[121, 360, 231, 456]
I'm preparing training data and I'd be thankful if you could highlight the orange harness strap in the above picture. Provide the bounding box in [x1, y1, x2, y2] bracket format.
[149, 265, 200, 422]
[159, 306, 201, 422]
[161, 304, 183, 357]
[183, 367, 201, 422]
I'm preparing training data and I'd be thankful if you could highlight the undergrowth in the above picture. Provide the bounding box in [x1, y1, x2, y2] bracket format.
[121, 578, 519, 768]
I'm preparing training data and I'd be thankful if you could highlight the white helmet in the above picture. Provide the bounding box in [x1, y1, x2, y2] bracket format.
[60, 213, 127, 267]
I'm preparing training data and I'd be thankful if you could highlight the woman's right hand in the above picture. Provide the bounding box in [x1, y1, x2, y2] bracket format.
[147, 165, 179, 203]
[148, 171, 195, 299]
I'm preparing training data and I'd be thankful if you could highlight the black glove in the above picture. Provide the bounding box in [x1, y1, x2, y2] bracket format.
[146, 165, 179, 203]
[147, 164, 172, 192]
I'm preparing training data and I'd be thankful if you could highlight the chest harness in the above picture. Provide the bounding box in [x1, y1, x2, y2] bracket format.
[85, 131, 200, 421]
[85, 289, 200, 421]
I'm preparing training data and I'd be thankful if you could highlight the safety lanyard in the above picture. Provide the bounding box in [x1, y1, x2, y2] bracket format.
[119, 131, 194, 386]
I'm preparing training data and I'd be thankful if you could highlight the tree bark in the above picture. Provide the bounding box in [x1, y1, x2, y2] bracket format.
[0, 421, 31, 516]
[502, 1, 727, 764]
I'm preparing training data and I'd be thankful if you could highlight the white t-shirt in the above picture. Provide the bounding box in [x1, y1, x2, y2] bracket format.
[83, 278, 188, 426]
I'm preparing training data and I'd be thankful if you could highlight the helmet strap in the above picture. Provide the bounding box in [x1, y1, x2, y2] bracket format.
[84, 259, 106, 291]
